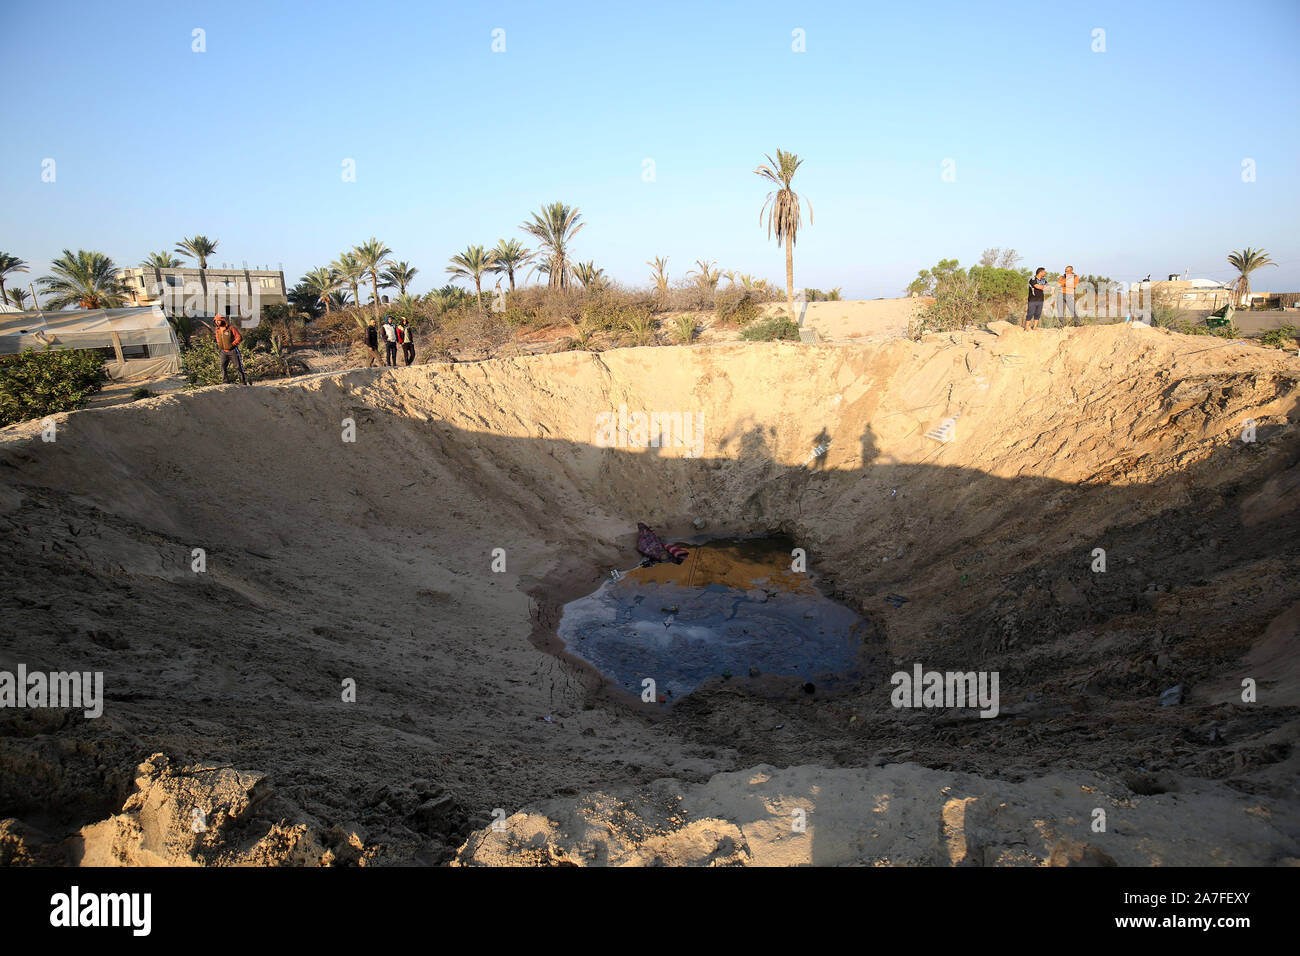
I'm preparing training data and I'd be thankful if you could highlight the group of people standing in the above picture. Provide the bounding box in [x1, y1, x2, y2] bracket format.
[1024, 265, 1082, 330]
[365, 314, 416, 367]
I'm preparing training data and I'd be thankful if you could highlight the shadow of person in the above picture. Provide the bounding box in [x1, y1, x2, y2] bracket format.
[860, 424, 879, 467]
[808, 427, 832, 471]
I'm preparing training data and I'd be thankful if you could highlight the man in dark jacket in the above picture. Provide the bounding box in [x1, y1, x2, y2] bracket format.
[365, 318, 380, 367]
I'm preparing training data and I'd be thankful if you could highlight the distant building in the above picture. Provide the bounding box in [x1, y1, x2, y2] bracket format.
[1151, 279, 1234, 311]
[120, 266, 287, 324]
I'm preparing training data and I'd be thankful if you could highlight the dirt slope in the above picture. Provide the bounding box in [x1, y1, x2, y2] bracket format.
[0, 324, 1297, 865]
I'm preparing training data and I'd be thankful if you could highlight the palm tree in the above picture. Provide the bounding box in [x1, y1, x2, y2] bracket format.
[488, 238, 533, 292]
[755, 149, 812, 319]
[1226, 248, 1276, 307]
[37, 249, 128, 309]
[175, 235, 218, 269]
[175, 235, 218, 313]
[0, 253, 29, 304]
[354, 237, 392, 310]
[521, 202, 584, 291]
[331, 251, 366, 310]
[446, 245, 497, 306]
[302, 266, 342, 314]
[647, 256, 669, 298]
[381, 260, 418, 296]
[7, 287, 29, 310]
[573, 261, 606, 289]
[687, 258, 720, 292]
[141, 251, 182, 269]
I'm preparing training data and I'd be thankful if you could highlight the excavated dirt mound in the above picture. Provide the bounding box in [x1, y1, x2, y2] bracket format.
[0, 325, 1298, 866]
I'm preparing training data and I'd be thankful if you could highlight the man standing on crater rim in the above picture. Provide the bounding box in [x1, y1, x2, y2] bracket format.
[1025, 267, 1048, 330]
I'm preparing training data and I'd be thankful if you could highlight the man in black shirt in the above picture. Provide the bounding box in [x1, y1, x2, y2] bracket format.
[1025, 267, 1048, 330]
[364, 318, 380, 367]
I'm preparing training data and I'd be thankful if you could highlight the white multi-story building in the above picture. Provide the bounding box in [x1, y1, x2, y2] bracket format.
[120, 265, 287, 324]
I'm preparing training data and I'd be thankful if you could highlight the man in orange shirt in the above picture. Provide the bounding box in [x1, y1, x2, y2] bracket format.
[1057, 266, 1080, 326]
[213, 315, 249, 385]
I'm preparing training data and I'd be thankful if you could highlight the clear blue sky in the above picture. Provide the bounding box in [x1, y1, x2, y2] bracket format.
[3, 0, 1298, 300]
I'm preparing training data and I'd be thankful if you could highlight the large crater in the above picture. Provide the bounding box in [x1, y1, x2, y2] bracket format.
[1, 330, 1298, 865]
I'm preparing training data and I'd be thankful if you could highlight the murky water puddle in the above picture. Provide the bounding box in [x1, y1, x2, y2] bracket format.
[558, 534, 865, 702]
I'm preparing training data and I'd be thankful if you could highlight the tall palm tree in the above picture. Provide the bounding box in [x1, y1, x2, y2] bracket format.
[647, 256, 669, 298]
[141, 251, 182, 269]
[302, 266, 342, 314]
[755, 149, 812, 319]
[573, 261, 606, 289]
[7, 287, 30, 310]
[175, 235, 218, 313]
[488, 238, 533, 292]
[0, 253, 29, 304]
[446, 245, 496, 306]
[332, 251, 366, 310]
[1226, 248, 1276, 307]
[175, 235, 218, 269]
[380, 260, 418, 296]
[37, 249, 128, 309]
[354, 237, 392, 309]
[521, 202, 584, 291]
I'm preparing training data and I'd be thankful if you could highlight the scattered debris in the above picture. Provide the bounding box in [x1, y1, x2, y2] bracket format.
[884, 594, 909, 608]
[924, 415, 958, 443]
[1159, 684, 1184, 707]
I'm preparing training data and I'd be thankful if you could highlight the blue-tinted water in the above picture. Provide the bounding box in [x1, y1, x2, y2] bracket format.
[558, 536, 865, 702]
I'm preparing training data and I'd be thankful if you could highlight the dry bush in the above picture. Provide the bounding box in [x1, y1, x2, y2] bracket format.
[447, 306, 512, 352]
[714, 287, 762, 325]
[578, 284, 655, 333]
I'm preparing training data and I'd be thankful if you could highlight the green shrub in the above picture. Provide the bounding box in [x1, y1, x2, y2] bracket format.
[739, 316, 800, 342]
[0, 347, 109, 427]
[908, 274, 981, 338]
[1260, 325, 1297, 349]
[1152, 305, 1189, 329]
[624, 312, 657, 346]
[1167, 318, 1239, 339]
[672, 314, 698, 344]
[183, 342, 307, 385]
[240, 321, 275, 350]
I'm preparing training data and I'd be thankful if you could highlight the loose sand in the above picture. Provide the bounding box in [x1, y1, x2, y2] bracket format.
[0, 323, 1297, 865]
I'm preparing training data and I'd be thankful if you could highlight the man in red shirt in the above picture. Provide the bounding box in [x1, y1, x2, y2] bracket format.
[213, 315, 249, 385]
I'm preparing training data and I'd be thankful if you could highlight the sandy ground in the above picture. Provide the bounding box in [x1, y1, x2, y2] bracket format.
[765, 297, 927, 342]
[0, 324, 1297, 866]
